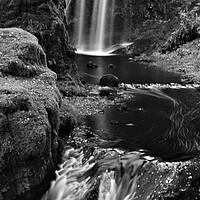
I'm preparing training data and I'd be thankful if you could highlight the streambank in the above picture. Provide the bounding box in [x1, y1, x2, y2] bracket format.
[131, 36, 200, 85]
[0, 0, 84, 199]
[152, 38, 200, 84]
[0, 27, 62, 200]
[43, 83, 200, 200]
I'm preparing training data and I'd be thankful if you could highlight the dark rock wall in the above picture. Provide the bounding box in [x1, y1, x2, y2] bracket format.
[0, 0, 78, 81]
[0, 28, 62, 200]
[114, 0, 200, 55]
[68, 0, 200, 55]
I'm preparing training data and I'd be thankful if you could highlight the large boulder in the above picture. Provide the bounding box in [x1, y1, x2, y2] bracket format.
[0, 0, 82, 93]
[99, 74, 119, 87]
[0, 28, 62, 200]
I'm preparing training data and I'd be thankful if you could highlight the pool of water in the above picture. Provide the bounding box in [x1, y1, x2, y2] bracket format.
[76, 54, 181, 85]
[85, 87, 200, 161]
[76, 54, 200, 161]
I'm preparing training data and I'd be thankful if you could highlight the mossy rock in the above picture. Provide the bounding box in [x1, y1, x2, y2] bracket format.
[59, 99, 78, 138]
[0, 28, 62, 200]
[99, 74, 120, 87]
[0, 0, 80, 83]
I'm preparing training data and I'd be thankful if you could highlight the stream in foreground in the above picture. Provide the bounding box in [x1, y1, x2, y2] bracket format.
[43, 54, 200, 200]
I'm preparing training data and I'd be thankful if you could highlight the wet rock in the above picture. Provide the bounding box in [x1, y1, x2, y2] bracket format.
[87, 61, 98, 68]
[128, 57, 133, 62]
[57, 78, 87, 97]
[99, 86, 117, 97]
[98, 110, 104, 114]
[59, 99, 78, 138]
[0, 0, 80, 83]
[108, 63, 115, 68]
[0, 28, 62, 200]
[99, 74, 119, 87]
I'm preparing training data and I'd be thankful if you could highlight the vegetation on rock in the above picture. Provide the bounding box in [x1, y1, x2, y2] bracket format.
[0, 27, 62, 200]
[0, 0, 83, 96]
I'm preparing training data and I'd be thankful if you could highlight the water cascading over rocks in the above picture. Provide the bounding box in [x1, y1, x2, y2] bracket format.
[66, 0, 131, 55]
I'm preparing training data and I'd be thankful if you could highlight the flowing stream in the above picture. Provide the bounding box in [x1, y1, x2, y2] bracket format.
[42, 55, 200, 200]
[43, 1, 200, 199]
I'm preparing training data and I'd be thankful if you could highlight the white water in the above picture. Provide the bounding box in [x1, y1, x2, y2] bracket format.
[42, 148, 147, 200]
[89, 0, 100, 51]
[88, 0, 108, 53]
[76, 42, 133, 56]
[96, 0, 107, 52]
[77, 0, 86, 50]
[107, 0, 116, 48]
[42, 146, 199, 200]
[67, 0, 132, 55]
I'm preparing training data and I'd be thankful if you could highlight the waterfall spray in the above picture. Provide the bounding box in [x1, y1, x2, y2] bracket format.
[76, 0, 86, 50]
[89, 0, 108, 52]
[67, 0, 133, 55]
[96, 0, 107, 52]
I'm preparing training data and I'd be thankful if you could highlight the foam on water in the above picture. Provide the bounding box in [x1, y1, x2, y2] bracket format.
[42, 145, 200, 200]
[42, 84, 200, 200]
[42, 148, 95, 200]
[76, 50, 115, 56]
[76, 42, 133, 56]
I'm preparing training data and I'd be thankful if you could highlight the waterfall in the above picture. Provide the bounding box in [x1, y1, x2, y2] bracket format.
[77, 0, 85, 51]
[107, 0, 115, 48]
[96, 0, 107, 52]
[89, 0, 99, 51]
[76, 0, 108, 54]
[66, 0, 133, 55]
[89, 0, 107, 52]
[74, 0, 86, 51]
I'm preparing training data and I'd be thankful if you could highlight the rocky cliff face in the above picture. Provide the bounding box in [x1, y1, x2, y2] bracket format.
[0, 27, 62, 200]
[0, 1, 83, 199]
[117, 0, 200, 55]
[68, 0, 200, 56]
[0, 0, 79, 83]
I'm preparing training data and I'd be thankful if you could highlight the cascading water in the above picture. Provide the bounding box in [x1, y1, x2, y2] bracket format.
[42, 84, 200, 200]
[43, 1, 200, 199]
[66, 0, 132, 55]
[76, 0, 85, 50]
[42, 146, 200, 200]
[89, 0, 107, 52]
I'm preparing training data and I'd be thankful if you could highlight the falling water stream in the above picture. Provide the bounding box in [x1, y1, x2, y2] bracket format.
[42, 1, 200, 199]
[72, 0, 109, 53]
[76, 0, 85, 49]
[67, 0, 132, 55]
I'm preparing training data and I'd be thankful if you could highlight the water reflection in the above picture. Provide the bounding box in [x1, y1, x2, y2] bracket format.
[86, 87, 200, 161]
[76, 54, 181, 85]
[76, 54, 200, 161]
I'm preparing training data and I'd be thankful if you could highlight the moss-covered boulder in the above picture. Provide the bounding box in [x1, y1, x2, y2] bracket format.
[99, 74, 119, 87]
[0, 0, 82, 96]
[0, 27, 62, 200]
